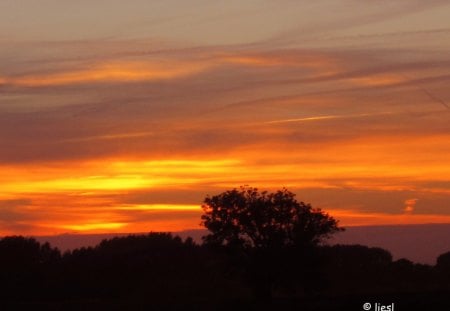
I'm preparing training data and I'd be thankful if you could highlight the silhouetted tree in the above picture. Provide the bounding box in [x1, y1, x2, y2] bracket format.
[201, 186, 343, 249]
[201, 186, 344, 300]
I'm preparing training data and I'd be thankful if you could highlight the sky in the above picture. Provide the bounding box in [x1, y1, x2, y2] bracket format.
[1, 0, 449, 235]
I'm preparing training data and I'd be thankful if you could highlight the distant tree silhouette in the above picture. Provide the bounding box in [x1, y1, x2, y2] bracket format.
[0, 236, 60, 300]
[319, 244, 393, 294]
[201, 186, 343, 300]
[54, 232, 244, 304]
[0, 232, 448, 308]
[436, 251, 450, 270]
[436, 251, 450, 289]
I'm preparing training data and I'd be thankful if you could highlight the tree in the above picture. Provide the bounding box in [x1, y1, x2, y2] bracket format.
[201, 186, 343, 250]
[200, 186, 344, 299]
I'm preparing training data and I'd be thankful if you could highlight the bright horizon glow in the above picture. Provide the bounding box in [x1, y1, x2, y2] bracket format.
[1, 153, 449, 235]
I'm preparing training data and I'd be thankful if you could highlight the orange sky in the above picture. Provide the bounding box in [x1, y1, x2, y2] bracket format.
[0, 1, 449, 235]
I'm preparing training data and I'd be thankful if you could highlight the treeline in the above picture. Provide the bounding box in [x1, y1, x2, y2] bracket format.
[0, 233, 449, 310]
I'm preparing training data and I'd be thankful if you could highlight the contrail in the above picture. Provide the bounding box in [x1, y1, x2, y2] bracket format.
[61, 131, 155, 143]
[400, 73, 450, 111]
[265, 112, 393, 125]
[421, 88, 450, 110]
[265, 115, 339, 124]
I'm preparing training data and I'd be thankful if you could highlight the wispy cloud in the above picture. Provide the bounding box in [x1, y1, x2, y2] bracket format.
[404, 198, 418, 213]
[1, 60, 212, 87]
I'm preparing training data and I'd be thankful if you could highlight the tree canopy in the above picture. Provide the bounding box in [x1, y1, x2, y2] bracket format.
[201, 186, 343, 250]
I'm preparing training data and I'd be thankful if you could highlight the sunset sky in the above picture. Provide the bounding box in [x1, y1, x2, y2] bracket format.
[1, 0, 449, 235]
